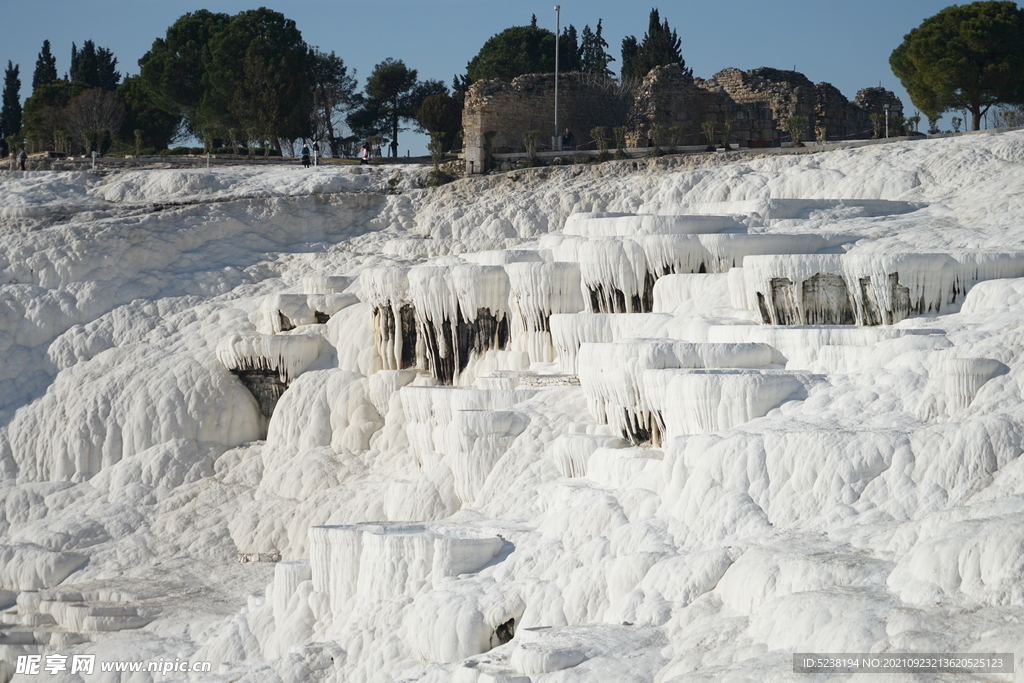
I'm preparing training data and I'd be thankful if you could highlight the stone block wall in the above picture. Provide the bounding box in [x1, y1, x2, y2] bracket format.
[463, 73, 632, 172]
[463, 65, 903, 171]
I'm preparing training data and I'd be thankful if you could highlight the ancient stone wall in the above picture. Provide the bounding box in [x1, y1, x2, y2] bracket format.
[462, 73, 632, 171]
[463, 65, 904, 171]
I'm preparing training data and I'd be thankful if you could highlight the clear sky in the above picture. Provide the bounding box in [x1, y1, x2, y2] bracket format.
[3, 0, 967, 154]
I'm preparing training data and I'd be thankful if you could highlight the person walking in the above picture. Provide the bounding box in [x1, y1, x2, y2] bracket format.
[301, 143, 311, 168]
[312, 140, 320, 167]
[561, 128, 575, 151]
[360, 144, 370, 165]
[19, 149, 27, 171]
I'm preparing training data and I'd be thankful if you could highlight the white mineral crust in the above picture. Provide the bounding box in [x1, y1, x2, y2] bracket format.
[3, 132, 1024, 683]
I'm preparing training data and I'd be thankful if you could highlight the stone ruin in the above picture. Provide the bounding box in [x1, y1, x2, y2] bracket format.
[463, 64, 903, 173]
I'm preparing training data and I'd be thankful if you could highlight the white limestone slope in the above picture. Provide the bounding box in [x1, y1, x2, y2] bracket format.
[2, 133, 1024, 683]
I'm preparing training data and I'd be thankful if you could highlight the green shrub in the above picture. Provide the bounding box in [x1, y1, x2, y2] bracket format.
[522, 130, 541, 160]
[612, 126, 629, 151]
[721, 119, 735, 148]
[784, 116, 808, 146]
[869, 113, 884, 138]
[667, 126, 685, 148]
[701, 121, 717, 148]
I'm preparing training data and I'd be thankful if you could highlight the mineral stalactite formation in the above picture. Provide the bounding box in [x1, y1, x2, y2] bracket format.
[743, 252, 1024, 326]
[361, 267, 420, 371]
[232, 366, 288, 418]
[215, 333, 322, 421]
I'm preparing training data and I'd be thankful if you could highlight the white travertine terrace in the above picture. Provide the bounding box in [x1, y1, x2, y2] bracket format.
[6, 132, 1024, 683]
[506, 262, 585, 362]
[643, 368, 808, 438]
[258, 292, 359, 333]
[742, 252, 1024, 326]
[562, 212, 741, 236]
[308, 522, 504, 616]
[578, 339, 776, 444]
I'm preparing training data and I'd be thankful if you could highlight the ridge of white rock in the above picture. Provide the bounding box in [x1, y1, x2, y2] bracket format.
[563, 212, 741, 236]
[406, 265, 512, 384]
[258, 292, 358, 334]
[443, 409, 530, 504]
[550, 313, 674, 373]
[360, 266, 420, 372]
[400, 386, 539, 459]
[300, 274, 353, 295]
[576, 238, 654, 314]
[652, 273, 732, 312]
[914, 356, 1007, 421]
[549, 434, 630, 478]
[643, 368, 809, 438]
[308, 523, 505, 631]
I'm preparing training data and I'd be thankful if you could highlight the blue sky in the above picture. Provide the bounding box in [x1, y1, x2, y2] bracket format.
[4, 0, 966, 153]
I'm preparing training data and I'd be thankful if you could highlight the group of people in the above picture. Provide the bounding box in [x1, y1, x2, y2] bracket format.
[8, 149, 27, 171]
[297, 141, 374, 167]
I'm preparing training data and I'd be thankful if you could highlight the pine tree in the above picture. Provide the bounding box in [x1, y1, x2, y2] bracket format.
[891, 1, 1024, 130]
[1, 61, 22, 156]
[32, 40, 58, 91]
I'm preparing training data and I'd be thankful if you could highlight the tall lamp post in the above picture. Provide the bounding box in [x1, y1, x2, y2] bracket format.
[554, 5, 560, 150]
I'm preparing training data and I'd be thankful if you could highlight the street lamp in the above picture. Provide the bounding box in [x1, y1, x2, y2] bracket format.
[554, 5, 560, 150]
[883, 103, 890, 138]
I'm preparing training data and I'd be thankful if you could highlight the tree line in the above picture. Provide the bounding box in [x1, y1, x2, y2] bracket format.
[0, 7, 687, 159]
[5, 3, 1020, 159]
[464, 9, 686, 84]
[0, 8, 459, 158]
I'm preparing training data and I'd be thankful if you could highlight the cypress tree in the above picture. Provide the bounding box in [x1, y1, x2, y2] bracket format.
[620, 36, 639, 79]
[96, 47, 120, 90]
[1, 61, 22, 156]
[621, 8, 690, 81]
[560, 24, 582, 72]
[580, 19, 615, 78]
[68, 41, 118, 90]
[32, 40, 58, 91]
[71, 40, 100, 87]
